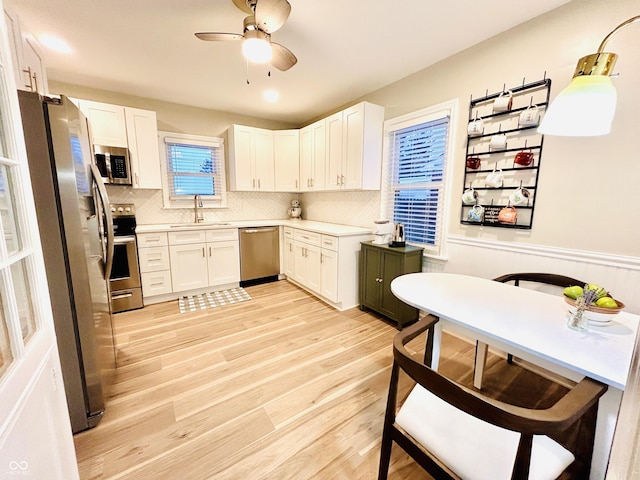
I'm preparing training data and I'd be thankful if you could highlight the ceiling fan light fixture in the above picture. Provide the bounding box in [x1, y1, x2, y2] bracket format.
[242, 29, 272, 63]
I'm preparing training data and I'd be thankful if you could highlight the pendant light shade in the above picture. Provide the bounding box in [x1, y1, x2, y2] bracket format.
[538, 15, 640, 137]
[538, 75, 617, 136]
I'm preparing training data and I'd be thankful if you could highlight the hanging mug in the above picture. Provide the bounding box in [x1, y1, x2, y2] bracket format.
[485, 166, 504, 188]
[519, 105, 540, 127]
[489, 133, 507, 150]
[509, 187, 531, 206]
[514, 150, 534, 166]
[467, 205, 485, 223]
[466, 156, 481, 169]
[493, 90, 513, 112]
[462, 187, 478, 205]
[498, 206, 518, 224]
[467, 115, 484, 136]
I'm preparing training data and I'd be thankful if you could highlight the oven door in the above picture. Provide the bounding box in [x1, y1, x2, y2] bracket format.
[110, 235, 141, 291]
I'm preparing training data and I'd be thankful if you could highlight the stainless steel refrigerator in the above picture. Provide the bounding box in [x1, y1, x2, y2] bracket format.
[18, 91, 116, 433]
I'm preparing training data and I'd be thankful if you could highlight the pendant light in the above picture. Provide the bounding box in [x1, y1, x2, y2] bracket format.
[538, 15, 640, 137]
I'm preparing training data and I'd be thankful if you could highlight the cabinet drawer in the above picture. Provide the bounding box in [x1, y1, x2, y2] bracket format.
[168, 230, 207, 245]
[138, 246, 170, 273]
[141, 270, 172, 297]
[321, 235, 338, 251]
[137, 232, 168, 247]
[205, 228, 238, 242]
[294, 229, 321, 246]
[283, 227, 294, 238]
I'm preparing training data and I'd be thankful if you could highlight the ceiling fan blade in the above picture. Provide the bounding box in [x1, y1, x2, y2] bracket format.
[270, 42, 297, 71]
[195, 32, 244, 42]
[232, 0, 253, 14]
[255, 0, 291, 33]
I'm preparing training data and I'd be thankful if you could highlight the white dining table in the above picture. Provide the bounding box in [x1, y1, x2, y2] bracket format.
[391, 272, 639, 480]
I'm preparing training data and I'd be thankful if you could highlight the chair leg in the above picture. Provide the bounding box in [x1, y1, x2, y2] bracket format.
[378, 362, 400, 480]
[507, 353, 514, 364]
[474, 341, 488, 389]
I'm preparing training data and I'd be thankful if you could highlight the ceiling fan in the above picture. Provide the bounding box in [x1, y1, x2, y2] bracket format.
[195, 0, 297, 71]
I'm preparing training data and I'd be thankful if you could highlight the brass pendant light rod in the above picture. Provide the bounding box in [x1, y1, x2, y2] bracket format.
[597, 15, 640, 53]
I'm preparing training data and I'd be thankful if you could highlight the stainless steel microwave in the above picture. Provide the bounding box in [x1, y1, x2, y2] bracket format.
[93, 145, 132, 185]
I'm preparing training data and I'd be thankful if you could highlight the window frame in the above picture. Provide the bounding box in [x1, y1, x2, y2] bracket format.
[380, 99, 458, 260]
[158, 131, 228, 209]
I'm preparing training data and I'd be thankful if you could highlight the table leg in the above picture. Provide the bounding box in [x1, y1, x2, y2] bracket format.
[430, 316, 442, 371]
[474, 341, 488, 389]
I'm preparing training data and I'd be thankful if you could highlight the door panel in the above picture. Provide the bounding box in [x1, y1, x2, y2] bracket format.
[169, 243, 208, 291]
[362, 247, 381, 308]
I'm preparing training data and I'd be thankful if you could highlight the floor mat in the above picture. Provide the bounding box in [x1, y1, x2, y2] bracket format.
[178, 287, 251, 313]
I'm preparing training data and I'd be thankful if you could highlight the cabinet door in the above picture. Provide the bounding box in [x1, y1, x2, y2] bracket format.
[141, 271, 172, 297]
[299, 125, 313, 192]
[325, 111, 343, 191]
[274, 129, 299, 192]
[342, 103, 365, 190]
[21, 34, 48, 94]
[253, 128, 274, 190]
[207, 241, 240, 285]
[228, 124, 254, 191]
[320, 248, 338, 302]
[305, 243, 321, 292]
[138, 246, 170, 273]
[379, 251, 406, 319]
[79, 100, 128, 147]
[169, 243, 209, 291]
[361, 246, 382, 309]
[311, 120, 326, 190]
[293, 241, 307, 285]
[125, 107, 161, 189]
[283, 237, 295, 277]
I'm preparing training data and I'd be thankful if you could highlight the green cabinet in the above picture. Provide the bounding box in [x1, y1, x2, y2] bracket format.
[359, 241, 424, 329]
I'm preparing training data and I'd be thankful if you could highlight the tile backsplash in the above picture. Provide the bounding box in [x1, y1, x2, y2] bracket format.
[106, 187, 382, 229]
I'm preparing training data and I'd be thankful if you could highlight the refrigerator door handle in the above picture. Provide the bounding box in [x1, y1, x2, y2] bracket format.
[90, 163, 114, 280]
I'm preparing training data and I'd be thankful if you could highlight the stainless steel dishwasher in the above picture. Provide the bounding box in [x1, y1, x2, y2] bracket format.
[239, 226, 280, 285]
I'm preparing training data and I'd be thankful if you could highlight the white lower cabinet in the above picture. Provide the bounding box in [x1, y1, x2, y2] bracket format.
[287, 228, 369, 310]
[138, 232, 172, 297]
[169, 243, 210, 291]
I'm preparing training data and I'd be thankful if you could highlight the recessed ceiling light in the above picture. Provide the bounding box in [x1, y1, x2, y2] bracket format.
[38, 34, 72, 54]
[263, 90, 279, 102]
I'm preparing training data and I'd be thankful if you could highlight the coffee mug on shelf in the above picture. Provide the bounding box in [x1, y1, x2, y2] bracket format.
[514, 150, 534, 166]
[462, 187, 478, 205]
[489, 133, 507, 150]
[466, 156, 481, 169]
[498, 206, 518, 224]
[509, 187, 531, 206]
[493, 90, 513, 112]
[467, 205, 485, 223]
[485, 166, 504, 188]
[467, 116, 484, 136]
[518, 105, 540, 127]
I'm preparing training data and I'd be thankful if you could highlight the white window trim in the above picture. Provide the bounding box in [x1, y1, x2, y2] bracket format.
[380, 98, 458, 260]
[158, 131, 228, 209]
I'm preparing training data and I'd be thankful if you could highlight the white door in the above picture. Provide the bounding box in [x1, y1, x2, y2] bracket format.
[0, 5, 79, 478]
[273, 129, 299, 192]
[207, 241, 240, 285]
[125, 107, 161, 189]
[283, 237, 295, 278]
[325, 111, 343, 190]
[320, 249, 339, 302]
[169, 243, 209, 291]
[253, 128, 274, 191]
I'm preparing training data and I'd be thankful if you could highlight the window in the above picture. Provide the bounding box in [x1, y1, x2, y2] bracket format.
[159, 131, 227, 208]
[381, 100, 457, 258]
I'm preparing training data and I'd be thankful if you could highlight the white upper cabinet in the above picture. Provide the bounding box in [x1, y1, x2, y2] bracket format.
[77, 99, 162, 189]
[326, 102, 385, 191]
[274, 129, 300, 192]
[4, 7, 48, 94]
[228, 124, 275, 191]
[299, 119, 326, 192]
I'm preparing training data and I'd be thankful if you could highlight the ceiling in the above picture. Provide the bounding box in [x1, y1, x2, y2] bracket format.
[6, 0, 572, 125]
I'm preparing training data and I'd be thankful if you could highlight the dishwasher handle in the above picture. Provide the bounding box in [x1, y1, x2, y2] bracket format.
[241, 227, 278, 234]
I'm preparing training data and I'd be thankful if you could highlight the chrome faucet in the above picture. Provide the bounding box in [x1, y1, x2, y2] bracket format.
[194, 194, 204, 223]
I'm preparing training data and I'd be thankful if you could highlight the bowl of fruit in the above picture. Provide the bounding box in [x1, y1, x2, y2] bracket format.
[563, 283, 625, 325]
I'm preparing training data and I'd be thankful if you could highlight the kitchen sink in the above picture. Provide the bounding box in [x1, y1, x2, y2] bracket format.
[169, 222, 231, 228]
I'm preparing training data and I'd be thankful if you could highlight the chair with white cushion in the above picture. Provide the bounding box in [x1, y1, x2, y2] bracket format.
[473, 273, 587, 389]
[378, 315, 607, 480]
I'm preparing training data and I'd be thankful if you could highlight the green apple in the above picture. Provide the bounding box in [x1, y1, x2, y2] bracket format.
[563, 285, 584, 300]
[585, 283, 607, 300]
[596, 297, 618, 308]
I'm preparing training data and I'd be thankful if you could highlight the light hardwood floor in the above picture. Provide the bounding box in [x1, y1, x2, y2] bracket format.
[74, 280, 566, 479]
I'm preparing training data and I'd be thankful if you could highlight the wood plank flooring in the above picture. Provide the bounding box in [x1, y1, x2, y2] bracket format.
[74, 280, 567, 479]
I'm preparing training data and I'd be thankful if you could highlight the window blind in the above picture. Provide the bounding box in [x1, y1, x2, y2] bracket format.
[165, 140, 223, 199]
[385, 115, 450, 253]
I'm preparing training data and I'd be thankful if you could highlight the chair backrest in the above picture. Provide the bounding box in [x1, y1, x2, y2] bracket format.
[378, 316, 608, 480]
[493, 273, 586, 289]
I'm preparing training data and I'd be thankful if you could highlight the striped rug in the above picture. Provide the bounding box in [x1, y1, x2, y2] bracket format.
[178, 287, 251, 313]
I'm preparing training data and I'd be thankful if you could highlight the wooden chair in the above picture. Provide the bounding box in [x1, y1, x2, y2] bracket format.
[473, 273, 587, 389]
[378, 315, 607, 480]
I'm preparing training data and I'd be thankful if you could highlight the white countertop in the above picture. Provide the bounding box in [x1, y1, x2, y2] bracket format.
[136, 219, 372, 237]
[391, 273, 639, 390]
